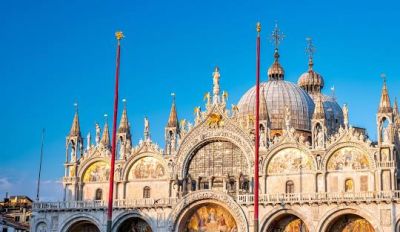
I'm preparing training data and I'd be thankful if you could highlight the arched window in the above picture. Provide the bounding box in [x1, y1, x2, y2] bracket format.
[143, 186, 151, 198]
[95, 189, 102, 200]
[345, 179, 354, 192]
[286, 180, 294, 193]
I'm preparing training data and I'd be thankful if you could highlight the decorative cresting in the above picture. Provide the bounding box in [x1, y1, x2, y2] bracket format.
[168, 190, 248, 232]
[175, 107, 254, 178]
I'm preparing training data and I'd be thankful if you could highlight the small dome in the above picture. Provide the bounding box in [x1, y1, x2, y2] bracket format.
[298, 70, 324, 90]
[237, 80, 315, 131]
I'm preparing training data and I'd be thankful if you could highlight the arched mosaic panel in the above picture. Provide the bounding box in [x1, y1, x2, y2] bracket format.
[328, 215, 375, 232]
[267, 148, 314, 174]
[83, 161, 110, 182]
[185, 204, 237, 232]
[327, 147, 370, 171]
[188, 141, 248, 177]
[130, 157, 165, 179]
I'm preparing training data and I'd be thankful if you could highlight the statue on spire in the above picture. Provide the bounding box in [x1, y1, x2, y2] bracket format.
[212, 66, 221, 104]
[144, 117, 150, 141]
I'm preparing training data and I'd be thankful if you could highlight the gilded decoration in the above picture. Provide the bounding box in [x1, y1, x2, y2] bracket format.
[267, 148, 314, 174]
[207, 113, 223, 128]
[327, 147, 370, 171]
[83, 161, 110, 182]
[185, 204, 237, 232]
[131, 157, 165, 179]
[328, 216, 375, 232]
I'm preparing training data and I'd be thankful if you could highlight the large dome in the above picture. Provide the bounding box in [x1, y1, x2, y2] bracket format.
[237, 80, 315, 131]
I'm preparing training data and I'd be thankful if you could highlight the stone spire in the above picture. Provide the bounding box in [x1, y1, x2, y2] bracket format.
[69, 103, 81, 137]
[167, 93, 179, 128]
[101, 115, 110, 147]
[393, 97, 399, 116]
[378, 75, 392, 114]
[118, 99, 130, 134]
[313, 94, 325, 119]
[259, 87, 268, 121]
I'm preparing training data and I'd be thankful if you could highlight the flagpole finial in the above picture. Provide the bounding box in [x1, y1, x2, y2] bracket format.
[115, 31, 124, 41]
[256, 22, 261, 33]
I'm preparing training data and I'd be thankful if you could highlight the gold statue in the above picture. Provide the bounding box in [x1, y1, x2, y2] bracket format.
[115, 31, 124, 40]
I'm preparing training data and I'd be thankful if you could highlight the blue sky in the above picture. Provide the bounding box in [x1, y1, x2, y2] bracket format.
[0, 0, 399, 201]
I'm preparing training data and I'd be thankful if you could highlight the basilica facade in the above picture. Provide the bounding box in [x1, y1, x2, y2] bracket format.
[31, 36, 400, 232]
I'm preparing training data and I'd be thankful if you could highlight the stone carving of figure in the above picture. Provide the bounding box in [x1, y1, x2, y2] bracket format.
[86, 132, 91, 150]
[115, 164, 122, 181]
[119, 141, 125, 159]
[95, 123, 101, 145]
[343, 104, 349, 128]
[284, 106, 291, 129]
[260, 130, 266, 147]
[383, 126, 390, 144]
[316, 127, 324, 148]
[144, 117, 150, 141]
[70, 142, 76, 162]
[194, 107, 202, 125]
[316, 155, 322, 169]
[180, 119, 187, 135]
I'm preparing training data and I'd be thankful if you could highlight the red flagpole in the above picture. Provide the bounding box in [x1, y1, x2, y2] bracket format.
[254, 22, 261, 232]
[107, 31, 123, 232]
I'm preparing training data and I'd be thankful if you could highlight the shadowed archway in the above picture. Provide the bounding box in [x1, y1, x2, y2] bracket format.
[116, 217, 152, 232]
[326, 214, 374, 232]
[267, 214, 309, 232]
[67, 220, 99, 232]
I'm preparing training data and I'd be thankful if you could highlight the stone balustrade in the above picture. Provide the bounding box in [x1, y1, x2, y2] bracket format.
[33, 198, 179, 212]
[33, 191, 400, 212]
[377, 161, 396, 168]
[237, 191, 400, 205]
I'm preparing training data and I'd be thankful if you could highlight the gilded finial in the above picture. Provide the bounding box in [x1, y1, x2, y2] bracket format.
[306, 37, 315, 70]
[115, 31, 124, 41]
[256, 22, 261, 33]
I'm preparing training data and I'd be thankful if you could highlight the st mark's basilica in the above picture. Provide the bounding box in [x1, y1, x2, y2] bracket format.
[31, 26, 400, 232]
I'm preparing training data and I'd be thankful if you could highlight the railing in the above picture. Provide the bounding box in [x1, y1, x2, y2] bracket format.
[33, 191, 400, 211]
[377, 161, 396, 168]
[33, 198, 178, 211]
[237, 191, 400, 205]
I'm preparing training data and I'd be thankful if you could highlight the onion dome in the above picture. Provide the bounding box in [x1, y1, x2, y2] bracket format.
[238, 81, 315, 131]
[267, 49, 285, 80]
[298, 38, 324, 95]
[298, 59, 324, 94]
